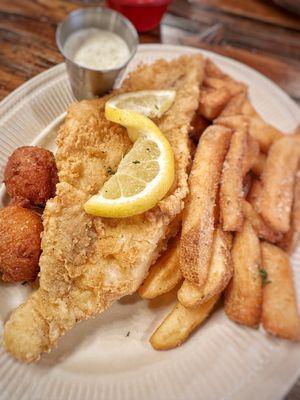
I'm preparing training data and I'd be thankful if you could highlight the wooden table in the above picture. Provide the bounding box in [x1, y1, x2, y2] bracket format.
[0, 0, 300, 398]
[1, 0, 300, 106]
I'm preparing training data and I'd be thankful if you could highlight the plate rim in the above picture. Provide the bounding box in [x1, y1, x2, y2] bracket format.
[0, 44, 299, 122]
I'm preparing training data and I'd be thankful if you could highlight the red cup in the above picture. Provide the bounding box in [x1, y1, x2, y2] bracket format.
[106, 0, 171, 32]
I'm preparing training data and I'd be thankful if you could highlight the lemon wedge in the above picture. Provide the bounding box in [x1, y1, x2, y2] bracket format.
[84, 91, 175, 218]
[106, 90, 176, 119]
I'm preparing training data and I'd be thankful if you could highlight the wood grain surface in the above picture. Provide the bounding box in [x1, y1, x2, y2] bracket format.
[0, 0, 300, 105]
[0, 0, 299, 398]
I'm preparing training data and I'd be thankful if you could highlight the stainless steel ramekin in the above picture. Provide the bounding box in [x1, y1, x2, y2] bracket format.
[56, 7, 138, 100]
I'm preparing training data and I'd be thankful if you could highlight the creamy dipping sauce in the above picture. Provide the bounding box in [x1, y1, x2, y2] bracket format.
[64, 28, 130, 70]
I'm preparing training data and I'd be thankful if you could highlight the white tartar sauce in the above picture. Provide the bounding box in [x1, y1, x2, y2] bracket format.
[64, 28, 130, 70]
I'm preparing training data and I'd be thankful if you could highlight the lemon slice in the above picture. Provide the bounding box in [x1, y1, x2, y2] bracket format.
[84, 92, 175, 218]
[106, 90, 176, 119]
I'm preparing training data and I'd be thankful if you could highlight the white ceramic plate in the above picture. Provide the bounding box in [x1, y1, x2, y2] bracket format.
[0, 44, 299, 400]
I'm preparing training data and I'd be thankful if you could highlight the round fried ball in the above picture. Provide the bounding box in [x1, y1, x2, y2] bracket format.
[4, 146, 58, 206]
[0, 205, 43, 282]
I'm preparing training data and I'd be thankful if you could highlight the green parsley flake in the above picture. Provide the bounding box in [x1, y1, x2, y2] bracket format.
[259, 268, 271, 286]
[132, 160, 140, 164]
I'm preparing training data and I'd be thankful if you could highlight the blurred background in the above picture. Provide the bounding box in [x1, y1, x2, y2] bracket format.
[0, 0, 299, 107]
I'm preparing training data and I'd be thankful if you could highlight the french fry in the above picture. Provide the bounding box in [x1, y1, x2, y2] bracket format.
[218, 94, 283, 152]
[261, 242, 300, 341]
[278, 169, 300, 253]
[204, 77, 246, 97]
[220, 123, 248, 231]
[224, 220, 262, 327]
[215, 114, 249, 131]
[241, 99, 283, 153]
[150, 294, 220, 350]
[138, 234, 182, 299]
[258, 136, 300, 233]
[242, 199, 282, 243]
[215, 115, 257, 187]
[218, 92, 247, 117]
[251, 152, 266, 176]
[178, 228, 232, 308]
[204, 59, 247, 95]
[242, 135, 260, 176]
[199, 61, 246, 120]
[180, 125, 232, 286]
[199, 87, 232, 120]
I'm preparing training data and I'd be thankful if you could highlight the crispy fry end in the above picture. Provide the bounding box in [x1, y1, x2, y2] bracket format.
[180, 125, 232, 286]
[261, 242, 300, 341]
[178, 228, 232, 308]
[258, 136, 299, 233]
[220, 123, 248, 231]
[138, 234, 182, 299]
[150, 294, 220, 350]
[225, 221, 262, 327]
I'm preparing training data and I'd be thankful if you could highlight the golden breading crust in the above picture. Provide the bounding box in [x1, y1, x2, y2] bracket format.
[3, 55, 205, 362]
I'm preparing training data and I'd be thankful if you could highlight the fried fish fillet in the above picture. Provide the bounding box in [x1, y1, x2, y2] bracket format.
[3, 55, 204, 362]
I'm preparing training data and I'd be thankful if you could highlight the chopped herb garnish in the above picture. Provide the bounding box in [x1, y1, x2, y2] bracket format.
[155, 104, 159, 110]
[146, 148, 150, 151]
[126, 331, 130, 337]
[132, 160, 140, 164]
[107, 167, 115, 175]
[259, 268, 271, 286]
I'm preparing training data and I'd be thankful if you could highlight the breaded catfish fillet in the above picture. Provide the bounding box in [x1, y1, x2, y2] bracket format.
[3, 55, 204, 362]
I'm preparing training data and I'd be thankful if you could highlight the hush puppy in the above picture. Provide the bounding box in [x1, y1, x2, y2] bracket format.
[4, 146, 58, 206]
[0, 205, 43, 282]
